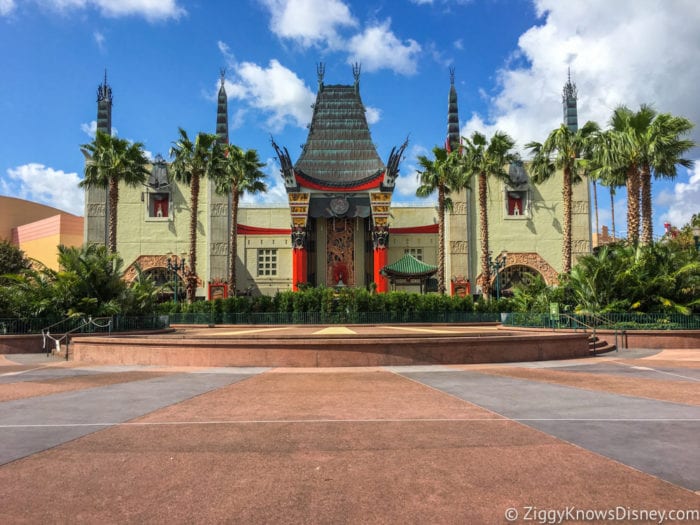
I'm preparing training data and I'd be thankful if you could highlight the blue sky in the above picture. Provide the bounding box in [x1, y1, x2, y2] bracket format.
[1, 0, 698, 238]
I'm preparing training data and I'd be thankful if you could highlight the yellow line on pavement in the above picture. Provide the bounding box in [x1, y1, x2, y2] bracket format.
[383, 326, 462, 334]
[213, 327, 292, 336]
[313, 327, 357, 335]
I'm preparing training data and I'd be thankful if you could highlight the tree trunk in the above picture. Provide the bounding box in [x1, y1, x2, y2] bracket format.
[478, 172, 491, 297]
[640, 164, 653, 244]
[229, 190, 239, 297]
[437, 186, 446, 294]
[187, 173, 200, 303]
[610, 188, 616, 241]
[592, 179, 599, 239]
[626, 165, 640, 243]
[562, 167, 572, 273]
[107, 176, 118, 254]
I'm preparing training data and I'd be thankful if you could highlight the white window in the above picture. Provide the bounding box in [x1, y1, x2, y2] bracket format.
[147, 192, 170, 219]
[505, 190, 528, 217]
[404, 248, 423, 261]
[257, 249, 278, 276]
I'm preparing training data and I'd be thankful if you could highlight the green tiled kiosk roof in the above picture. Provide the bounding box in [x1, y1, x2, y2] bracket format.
[294, 84, 385, 187]
[381, 254, 438, 278]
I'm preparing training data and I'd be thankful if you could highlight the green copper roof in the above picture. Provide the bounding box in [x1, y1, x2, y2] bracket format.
[381, 254, 438, 278]
[294, 84, 385, 186]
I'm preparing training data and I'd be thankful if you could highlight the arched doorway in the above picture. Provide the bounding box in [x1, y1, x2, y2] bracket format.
[496, 264, 544, 295]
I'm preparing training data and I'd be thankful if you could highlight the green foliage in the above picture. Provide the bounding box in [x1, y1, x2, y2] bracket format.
[510, 240, 699, 315]
[0, 240, 30, 277]
[156, 288, 491, 323]
[0, 244, 163, 319]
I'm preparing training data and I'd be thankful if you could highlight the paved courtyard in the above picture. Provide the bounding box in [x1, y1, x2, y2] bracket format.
[0, 346, 698, 523]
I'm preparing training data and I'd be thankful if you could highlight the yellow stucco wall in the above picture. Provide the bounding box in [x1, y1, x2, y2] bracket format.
[106, 164, 590, 296]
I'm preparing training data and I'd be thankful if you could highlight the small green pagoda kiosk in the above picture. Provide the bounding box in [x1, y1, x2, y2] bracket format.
[380, 253, 438, 294]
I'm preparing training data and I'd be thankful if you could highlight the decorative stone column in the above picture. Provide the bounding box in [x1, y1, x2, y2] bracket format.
[372, 226, 389, 293]
[291, 225, 307, 291]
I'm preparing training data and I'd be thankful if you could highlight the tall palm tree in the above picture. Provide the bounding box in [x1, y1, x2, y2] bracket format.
[526, 121, 599, 274]
[590, 129, 625, 242]
[603, 105, 693, 244]
[169, 128, 222, 302]
[416, 146, 464, 294]
[460, 131, 518, 297]
[638, 112, 694, 244]
[213, 144, 267, 296]
[80, 131, 150, 253]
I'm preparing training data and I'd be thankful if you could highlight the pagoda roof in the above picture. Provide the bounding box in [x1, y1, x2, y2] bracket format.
[381, 254, 438, 279]
[294, 84, 385, 189]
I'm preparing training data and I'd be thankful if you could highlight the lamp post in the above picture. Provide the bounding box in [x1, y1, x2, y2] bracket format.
[693, 225, 700, 253]
[488, 251, 507, 300]
[166, 254, 187, 304]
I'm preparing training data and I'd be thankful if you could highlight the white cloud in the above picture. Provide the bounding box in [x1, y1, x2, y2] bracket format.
[219, 54, 315, 132]
[346, 20, 421, 75]
[365, 106, 381, 125]
[3, 163, 84, 216]
[258, 0, 357, 48]
[395, 144, 431, 200]
[217, 40, 234, 63]
[240, 158, 287, 204]
[30, 0, 185, 21]
[462, 0, 700, 156]
[0, 0, 15, 16]
[81, 120, 97, 138]
[94, 30, 105, 50]
[657, 164, 700, 228]
[80, 120, 117, 138]
[453, 39, 463, 50]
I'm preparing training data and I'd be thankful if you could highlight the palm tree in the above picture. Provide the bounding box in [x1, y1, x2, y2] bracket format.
[213, 144, 267, 296]
[638, 112, 694, 244]
[526, 121, 599, 274]
[416, 146, 464, 294]
[80, 131, 150, 253]
[590, 129, 626, 243]
[460, 131, 518, 297]
[605, 106, 646, 244]
[169, 128, 222, 302]
[602, 105, 694, 244]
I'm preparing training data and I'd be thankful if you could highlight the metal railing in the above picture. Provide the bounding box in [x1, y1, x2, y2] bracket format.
[168, 311, 501, 325]
[42, 316, 113, 359]
[558, 313, 620, 352]
[0, 315, 170, 336]
[503, 312, 700, 331]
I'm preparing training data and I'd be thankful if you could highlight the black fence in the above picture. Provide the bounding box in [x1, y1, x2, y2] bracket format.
[0, 315, 170, 335]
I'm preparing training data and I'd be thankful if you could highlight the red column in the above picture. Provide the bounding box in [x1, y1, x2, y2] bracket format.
[373, 247, 388, 293]
[292, 247, 307, 291]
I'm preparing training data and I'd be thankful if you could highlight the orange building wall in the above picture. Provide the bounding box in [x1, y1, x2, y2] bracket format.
[0, 196, 70, 241]
[10, 212, 84, 270]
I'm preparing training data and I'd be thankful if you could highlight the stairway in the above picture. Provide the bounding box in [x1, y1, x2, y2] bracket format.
[588, 334, 616, 355]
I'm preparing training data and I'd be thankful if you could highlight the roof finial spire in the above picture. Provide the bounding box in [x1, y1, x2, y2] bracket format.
[352, 62, 361, 92]
[446, 68, 460, 152]
[562, 68, 578, 132]
[216, 68, 229, 144]
[317, 62, 325, 89]
[97, 68, 112, 104]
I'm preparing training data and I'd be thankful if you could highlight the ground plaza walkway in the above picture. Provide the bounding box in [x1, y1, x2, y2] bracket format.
[0, 347, 698, 523]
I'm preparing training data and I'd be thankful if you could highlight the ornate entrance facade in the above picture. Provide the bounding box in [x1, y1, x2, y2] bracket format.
[273, 64, 407, 292]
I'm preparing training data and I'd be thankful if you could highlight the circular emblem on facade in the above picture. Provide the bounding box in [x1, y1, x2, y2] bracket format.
[330, 197, 350, 216]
